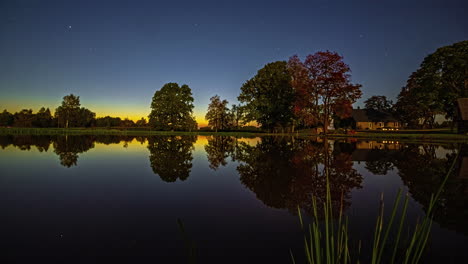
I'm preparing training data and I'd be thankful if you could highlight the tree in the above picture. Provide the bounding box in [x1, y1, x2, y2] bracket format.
[238, 61, 295, 131]
[96, 116, 122, 127]
[394, 71, 443, 128]
[230, 104, 244, 129]
[120, 118, 135, 128]
[395, 41, 468, 127]
[205, 95, 231, 132]
[13, 109, 34, 127]
[32, 107, 53, 127]
[288, 52, 362, 134]
[55, 94, 81, 128]
[183, 115, 198, 131]
[0, 110, 13, 127]
[364, 96, 393, 112]
[76, 107, 96, 127]
[148, 83, 196, 131]
[135, 117, 147, 127]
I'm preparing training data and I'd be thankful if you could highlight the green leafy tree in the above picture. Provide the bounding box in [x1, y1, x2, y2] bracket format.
[135, 117, 147, 127]
[33, 107, 53, 127]
[13, 109, 34, 127]
[0, 110, 14, 126]
[205, 95, 231, 132]
[55, 94, 81, 128]
[148, 83, 196, 131]
[183, 115, 198, 131]
[76, 107, 96, 127]
[96, 116, 122, 127]
[395, 41, 468, 127]
[120, 118, 135, 128]
[394, 71, 443, 128]
[230, 104, 244, 129]
[364, 96, 393, 112]
[238, 61, 295, 131]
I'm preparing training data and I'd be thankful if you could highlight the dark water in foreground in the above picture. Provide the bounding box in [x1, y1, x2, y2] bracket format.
[1, 135, 468, 263]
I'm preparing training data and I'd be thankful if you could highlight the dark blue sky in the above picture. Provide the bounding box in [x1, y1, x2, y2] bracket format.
[1, 0, 467, 124]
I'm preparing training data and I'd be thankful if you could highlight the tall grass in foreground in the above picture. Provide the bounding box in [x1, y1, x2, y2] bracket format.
[291, 153, 457, 264]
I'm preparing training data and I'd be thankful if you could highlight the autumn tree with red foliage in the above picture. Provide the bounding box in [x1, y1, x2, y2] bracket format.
[288, 51, 362, 134]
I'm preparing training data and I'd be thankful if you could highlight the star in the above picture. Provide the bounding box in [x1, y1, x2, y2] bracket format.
[68, 25, 72, 29]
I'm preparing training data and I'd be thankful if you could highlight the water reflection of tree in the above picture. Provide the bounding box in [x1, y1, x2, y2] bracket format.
[364, 149, 396, 175]
[236, 137, 363, 217]
[393, 144, 468, 235]
[204, 136, 236, 170]
[94, 135, 137, 147]
[53, 136, 95, 167]
[0, 135, 146, 168]
[147, 136, 196, 182]
[356, 142, 468, 235]
[0, 135, 52, 152]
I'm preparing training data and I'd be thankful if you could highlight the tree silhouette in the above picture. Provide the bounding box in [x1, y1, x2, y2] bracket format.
[288, 52, 362, 133]
[238, 61, 295, 131]
[13, 109, 34, 127]
[394, 40, 468, 127]
[0, 110, 13, 126]
[148, 83, 196, 131]
[205, 95, 231, 132]
[364, 96, 393, 112]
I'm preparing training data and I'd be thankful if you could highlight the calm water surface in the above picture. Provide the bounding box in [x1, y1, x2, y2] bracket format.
[1, 135, 467, 263]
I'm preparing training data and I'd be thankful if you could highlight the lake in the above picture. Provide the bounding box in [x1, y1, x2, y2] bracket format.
[1, 135, 467, 263]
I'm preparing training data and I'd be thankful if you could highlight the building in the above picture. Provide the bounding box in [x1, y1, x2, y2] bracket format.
[456, 98, 468, 134]
[351, 109, 401, 130]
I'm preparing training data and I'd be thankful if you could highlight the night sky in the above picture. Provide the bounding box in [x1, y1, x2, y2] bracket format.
[1, 0, 467, 125]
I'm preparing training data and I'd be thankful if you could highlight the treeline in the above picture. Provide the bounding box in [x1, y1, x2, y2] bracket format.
[204, 40, 467, 132]
[394, 40, 467, 128]
[1, 41, 466, 131]
[205, 51, 362, 133]
[355, 40, 467, 129]
[0, 94, 148, 128]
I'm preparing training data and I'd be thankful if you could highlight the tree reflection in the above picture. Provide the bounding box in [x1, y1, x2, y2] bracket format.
[349, 141, 468, 236]
[236, 137, 363, 217]
[204, 136, 236, 170]
[364, 149, 396, 175]
[392, 144, 468, 235]
[147, 136, 196, 182]
[0, 135, 52, 151]
[53, 136, 95, 167]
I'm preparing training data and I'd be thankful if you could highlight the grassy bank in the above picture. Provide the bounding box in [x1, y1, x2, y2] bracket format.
[0, 127, 263, 137]
[1, 127, 468, 142]
[324, 131, 468, 143]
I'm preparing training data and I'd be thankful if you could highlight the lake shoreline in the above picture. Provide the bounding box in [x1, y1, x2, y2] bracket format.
[1, 127, 468, 143]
